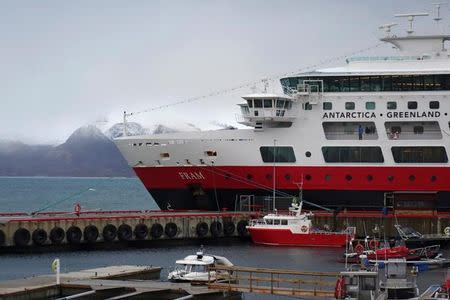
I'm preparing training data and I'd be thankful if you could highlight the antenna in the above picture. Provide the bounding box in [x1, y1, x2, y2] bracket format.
[394, 12, 429, 34]
[378, 23, 398, 37]
[433, 2, 447, 25]
[262, 78, 269, 93]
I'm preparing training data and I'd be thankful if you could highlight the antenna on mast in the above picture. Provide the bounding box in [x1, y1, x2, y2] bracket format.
[394, 12, 429, 35]
[432, 2, 447, 24]
[378, 23, 398, 37]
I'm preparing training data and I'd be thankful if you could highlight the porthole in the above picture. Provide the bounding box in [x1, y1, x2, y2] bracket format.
[305, 151, 311, 158]
[305, 174, 312, 181]
[246, 174, 253, 181]
[345, 174, 352, 181]
[431, 175, 437, 182]
[325, 175, 332, 181]
[387, 175, 394, 182]
[284, 174, 292, 181]
[367, 175, 373, 181]
[409, 175, 415, 181]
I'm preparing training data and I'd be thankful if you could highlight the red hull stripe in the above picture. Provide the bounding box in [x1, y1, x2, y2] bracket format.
[247, 228, 349, 247]
[133, 165, 450, 191]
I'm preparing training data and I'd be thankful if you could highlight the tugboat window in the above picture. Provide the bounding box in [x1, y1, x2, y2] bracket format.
[260, 146, 296, 163]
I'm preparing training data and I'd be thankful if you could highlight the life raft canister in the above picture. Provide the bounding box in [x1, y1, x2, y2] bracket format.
[300, 225, 308, 233]
[334, 276, 346, 299]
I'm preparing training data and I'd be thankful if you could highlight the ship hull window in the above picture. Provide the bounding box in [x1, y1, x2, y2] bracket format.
[387, 102, 397, 110]
[430, 101, 439, 109]
[408, 101, 418, 110]
[322, 147, 384, 163]
[323, 102, 332, 110]
[391, 147, 448, 163]
[260, 146, 296, 163]
[366, 102, 376, 110]
[345, 102, 355, 110]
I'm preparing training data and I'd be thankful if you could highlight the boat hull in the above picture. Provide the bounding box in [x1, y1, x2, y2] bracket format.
[247, 227, 350, 247]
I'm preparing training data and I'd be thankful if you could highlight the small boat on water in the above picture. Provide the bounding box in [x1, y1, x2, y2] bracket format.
[246, 200, 355, 247]
[167, 247, 233, 282]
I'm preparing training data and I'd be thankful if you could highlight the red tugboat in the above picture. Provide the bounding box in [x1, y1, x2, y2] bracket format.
[246, 200, 355, 247]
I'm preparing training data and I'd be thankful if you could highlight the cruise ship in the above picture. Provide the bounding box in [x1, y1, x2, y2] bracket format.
[114, 11, 450, 211]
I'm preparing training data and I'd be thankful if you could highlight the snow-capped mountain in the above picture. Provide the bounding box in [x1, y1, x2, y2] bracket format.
[104, 122, 150, 139]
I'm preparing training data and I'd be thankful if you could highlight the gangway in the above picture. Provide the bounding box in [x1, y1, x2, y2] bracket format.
[207, 265, 338, 298]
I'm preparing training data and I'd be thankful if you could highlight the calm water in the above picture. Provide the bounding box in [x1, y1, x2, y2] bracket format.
[0, 177, 448, 299]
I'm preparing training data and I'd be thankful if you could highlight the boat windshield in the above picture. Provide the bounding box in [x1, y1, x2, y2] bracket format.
[180, 264, 208, 273]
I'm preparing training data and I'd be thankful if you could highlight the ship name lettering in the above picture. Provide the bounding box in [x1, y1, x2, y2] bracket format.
[322, 112, 376, 119]
[386, 111, 440, 118]
[179, 172, 205, 180]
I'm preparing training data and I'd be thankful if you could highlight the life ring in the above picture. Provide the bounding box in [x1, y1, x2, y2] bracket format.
[237, 220, 248, 237]
[49, 227, 65, 245]
[150, 223, 163, 239]
[444, 227, 450, 236]
[355, 242, 364, 255]
[0, 230, 5, 246]
[369, 239, 380, 250]
[300, 225, 308, 233]
[334, 276, 346, 299]
[210, 221, 222, 237]
[134, 223, 149, 240]
[196, 222, 209, 238]
[223, 221, 236, 236]
[14, 228, 31, 246]
[83, 225, 99, 243]
[165, 222, 178, 238]
[118, 224, 133, 241]
[32, 229, 48, 246]
[102, 224, 117, 242]
[66, 226, 82, 244]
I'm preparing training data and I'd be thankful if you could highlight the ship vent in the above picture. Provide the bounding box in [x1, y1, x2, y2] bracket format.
[254, 122, 264, 131]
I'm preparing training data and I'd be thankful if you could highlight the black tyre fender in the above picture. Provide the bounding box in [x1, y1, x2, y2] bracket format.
[83, 225, 99, 243]
[223, 221, 236, 236]
[134, 223, 148, 240]
[0, 230, 5, 246]
[237, 220, 249, 237]
[102, 224, 117, 242]
[66, 226, 82, 244]
[150, 223, 163, 239]
[165, 222, 178, 238]
[118, 224, 132, 241]
[14, 228, 31, 246]
[210, 221, 222, 237]
[49, 227, 65, 245]
[196, 222, 209, 238]
[32, 228, 48, 246]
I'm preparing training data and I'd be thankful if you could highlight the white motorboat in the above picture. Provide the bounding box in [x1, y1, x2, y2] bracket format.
[168, 248, 233, 282]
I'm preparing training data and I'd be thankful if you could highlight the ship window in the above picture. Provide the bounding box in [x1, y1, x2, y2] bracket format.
[247, 100, 253, 108]
[366, 102, 376, 110]
[254, 99, 263, 108]
[413, 126, 424, 134]
[205, 150, 217, 157]
[391, 126, 401, 134]
[408, 101, 418, 109]
[323, 102, 332, 110]
[273, 219, 280, 225]
[266, 219, 273, 225]
[254, 110, 259, 116]
[263, 99, 273, 108]
[260, 146, 296, 163]
[387, 102, 397, 110]
[345, 102, 355, 110]
[160, 152, 170, 160]
[276, 100, 285, 108]
[430, 101, 440, 109]
[392, 147, 448, 163]
[304, 102, 312, 110]
[322, 146, 384, 163]
[281, 220, 288, 225]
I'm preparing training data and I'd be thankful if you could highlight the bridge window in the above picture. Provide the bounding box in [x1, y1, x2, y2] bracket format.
[408, 101, 418, 109]
[323, 102, 332, 110]
[392, 147, 448, 163]
[281, 220, 288, 225]
[322, 146, 384, 163]
[247, 100, 253, 108]
[345, 102, 355, 110]
[254, 99, 262, 108]
[430, 101, 440, 109]
[276, 100, 285, 108]
[260, 146, 296, 163]
[366, 102, 376, 110]
[263, 99, 273, 108]
[387, 102, 397, 110]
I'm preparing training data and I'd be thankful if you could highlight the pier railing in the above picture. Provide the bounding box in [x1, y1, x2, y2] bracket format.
[207, 265, 338, 298]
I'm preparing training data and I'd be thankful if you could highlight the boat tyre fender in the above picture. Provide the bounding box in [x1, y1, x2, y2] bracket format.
[134, 223, 148, 240]
[223, 221, 235, 236]
[355, 243, 364, 255]
[196, 222, 209, 238]
[13, 228, 31, 246]
[84, 225, 99, 243]
[118, 224, 133, 241]
[237, 220, 248, 237]
[49, 227, 65, 245]
[0, 230, 5, 246]
[32, 229, 48, 246]
[369, 239, 379, 250]
[334, 276, 346, 299]
[102, 224, 117, 242]
[210, 221, 222, 237]
[165, 222, 178, 238]
[150, 223, 163, 239]
[66, 226, 82, 244]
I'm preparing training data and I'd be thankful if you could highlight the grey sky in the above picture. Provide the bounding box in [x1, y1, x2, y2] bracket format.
[0, 0, 442, 144]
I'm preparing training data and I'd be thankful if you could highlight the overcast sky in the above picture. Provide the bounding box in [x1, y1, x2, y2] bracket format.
[0, 0, 445, 144]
